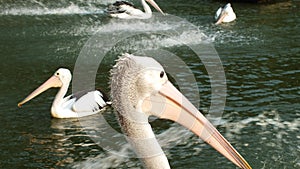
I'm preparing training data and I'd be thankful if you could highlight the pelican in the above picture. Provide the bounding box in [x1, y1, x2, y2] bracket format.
[215, 3, 236, 25]
[107, 0, 165, 19]
[18, 68, 110, 118]
[110, 53, 252, 168]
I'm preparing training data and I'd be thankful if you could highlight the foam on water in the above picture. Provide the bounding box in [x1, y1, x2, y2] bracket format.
[0, 3, 104, 16]
[198, 24, 263, 47]
[41, 17, 260, 55]
[73, 15, 213, 54]
[224, 110, 299, 136]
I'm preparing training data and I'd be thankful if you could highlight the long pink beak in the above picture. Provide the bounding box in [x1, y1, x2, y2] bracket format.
[215, 11, 227, 25]
[18, 75, 62, 107]
[146, 0, 165, 15]
[142, 81, 252, 169]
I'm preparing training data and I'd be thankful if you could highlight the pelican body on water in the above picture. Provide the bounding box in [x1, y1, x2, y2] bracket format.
[110, 53, 252, 169]
[107, 0, 164, 19]
[18, 68, 110, 118]
[215, 3, 236, 24]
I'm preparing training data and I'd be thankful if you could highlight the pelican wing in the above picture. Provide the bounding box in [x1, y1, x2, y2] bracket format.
[107, 1, 136, 14]
[215, 7, 222, 20]
[70, 90, 110, 113]
[113, 1, 135, 8]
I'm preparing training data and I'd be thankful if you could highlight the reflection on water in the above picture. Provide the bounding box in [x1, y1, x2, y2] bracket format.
[0, 0, 299, 168]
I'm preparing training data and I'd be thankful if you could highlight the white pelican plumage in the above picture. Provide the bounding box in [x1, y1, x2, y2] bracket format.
[110, 53, 252, 169]
[18, 68, 110, 118]
[215, 3, 236, 25]
[107, 0, 164, 19]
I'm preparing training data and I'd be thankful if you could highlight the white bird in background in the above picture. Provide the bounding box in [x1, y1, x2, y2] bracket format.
[107, 0, 164, 19]
[110, 53, 252, 169]
[18, 68, 111, 118]
[215, 3, 236, 25]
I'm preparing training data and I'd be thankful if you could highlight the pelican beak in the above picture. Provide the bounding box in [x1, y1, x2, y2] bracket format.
[142, 81, 252, 169]
[215, 11, 227, 25]
[146, 0, 165, 15]
[18, 75, 62, 107]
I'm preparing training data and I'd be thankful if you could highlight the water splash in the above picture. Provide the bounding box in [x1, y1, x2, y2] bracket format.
[78, 15, 211, 52]
[72, 109, 300, 168]
[72, 124, 193, 169]
[0, 1, 104, 16]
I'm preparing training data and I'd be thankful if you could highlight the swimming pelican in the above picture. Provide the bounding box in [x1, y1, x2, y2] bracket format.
[18, 68, 110, 118]
[215, 3, 236, 25]
[107, 0, 164, 19]
[110, 53, 251, 169]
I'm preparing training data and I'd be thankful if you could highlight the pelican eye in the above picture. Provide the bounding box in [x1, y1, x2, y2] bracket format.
[56, 72, 60, 76]
[160, 71, 164, 78]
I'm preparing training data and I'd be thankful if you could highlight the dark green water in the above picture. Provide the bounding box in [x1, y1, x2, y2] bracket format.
[0, 0, 299, 168]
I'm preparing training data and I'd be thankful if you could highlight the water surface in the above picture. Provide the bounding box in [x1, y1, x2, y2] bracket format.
[0, 0, 299, 168]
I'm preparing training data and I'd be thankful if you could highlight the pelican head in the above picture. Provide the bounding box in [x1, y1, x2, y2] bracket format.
[54, 68, 72, 85]
[145, 0, 165, 15]
[110, 53, 251, 169]
[18, 68, 71, 107]
[215, 3, 236, 25]
[111, 54, 166, 106]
